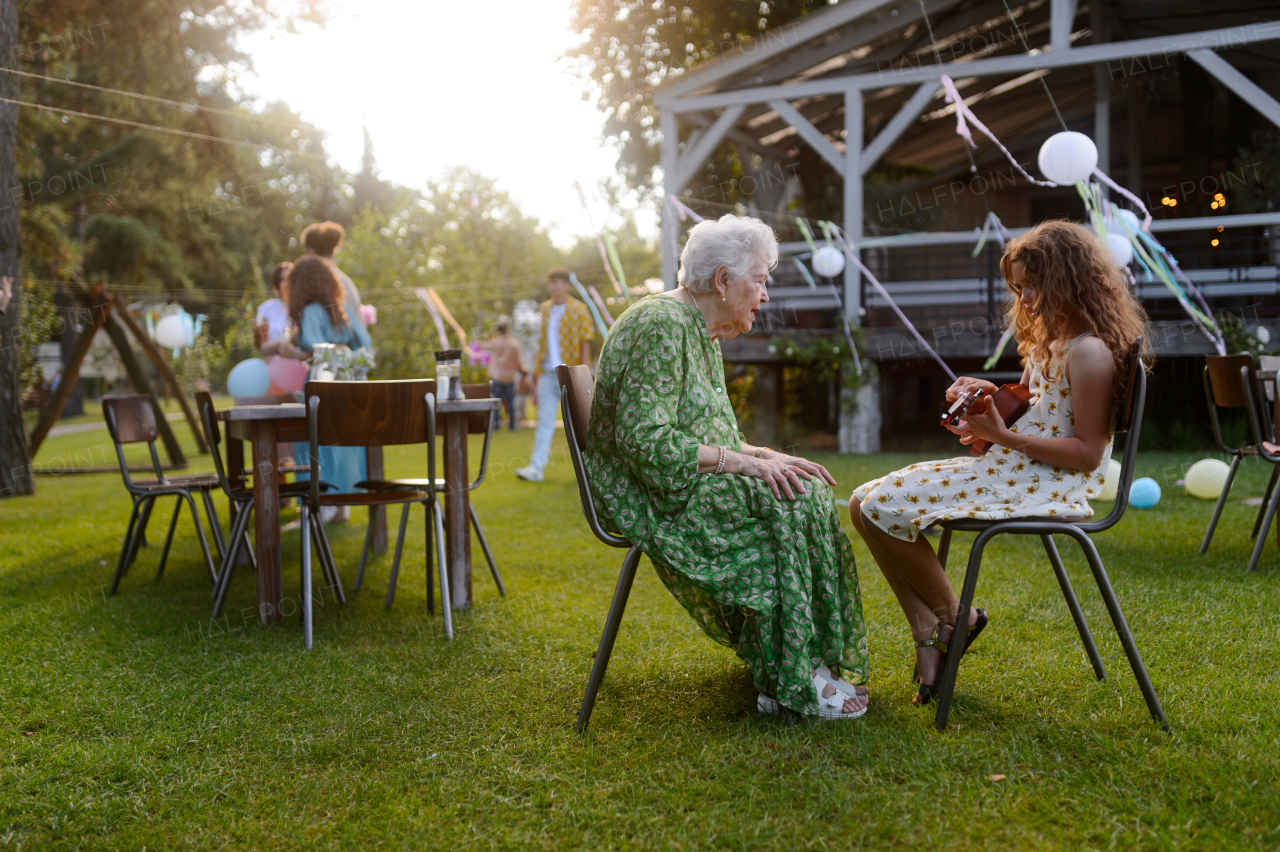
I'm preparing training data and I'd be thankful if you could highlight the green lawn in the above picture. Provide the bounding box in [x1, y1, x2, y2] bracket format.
[3, 424, 1280, 849]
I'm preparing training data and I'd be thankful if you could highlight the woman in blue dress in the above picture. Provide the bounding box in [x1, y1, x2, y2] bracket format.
[286, 255, 372, 521]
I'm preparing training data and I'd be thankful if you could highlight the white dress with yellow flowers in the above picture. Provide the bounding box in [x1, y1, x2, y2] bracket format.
[852, 341, 1111, 543]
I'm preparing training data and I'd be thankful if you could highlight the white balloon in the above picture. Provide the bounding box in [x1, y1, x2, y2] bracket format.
[1037, 131, 1098, 186]
[1112, 208, 1141, 232]
[1095, 458, 1123, 501]
[1185, 459, 1231, 500]
[154, 314, 188, 349]
[1105, 232, 1133, 268]
[812, 245, 846, 278]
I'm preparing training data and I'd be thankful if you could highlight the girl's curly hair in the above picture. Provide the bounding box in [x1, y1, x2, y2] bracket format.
[287, 255, 348, 330]
[1000, 220, 1149, 412]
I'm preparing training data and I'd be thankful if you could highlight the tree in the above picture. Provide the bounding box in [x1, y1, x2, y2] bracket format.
[0, 0, 32, 497]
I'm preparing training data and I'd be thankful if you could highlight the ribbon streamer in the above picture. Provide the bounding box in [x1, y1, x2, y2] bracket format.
[1091, 167, 1153, 231]
[939, 75, 1055, 187]
[666, 194, 706, 223]
[414, 287, 451, 348]
[569, 271, 613, 337]
[791, 255, 817, 290]
[574, 181, 629, 300]
[425, 286, 468, 347]
[971, 211, 1013, 258]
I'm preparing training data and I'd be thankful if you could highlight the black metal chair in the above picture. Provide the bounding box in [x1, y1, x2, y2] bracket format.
[556, 364, 647, 733]
[194, 392, 341, 619]
[1199, 354, 1278, 558]
[930, 339, 1169, 732]
[104, 395, 220, 594]
[356, 382, 507, 610]
[1227, 361, 1280, 572]
[303, 380, 449, 646]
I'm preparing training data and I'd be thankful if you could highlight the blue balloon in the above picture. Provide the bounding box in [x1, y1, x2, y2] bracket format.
[227, 358, 270, 398]
[1129, 476, 1161, 509]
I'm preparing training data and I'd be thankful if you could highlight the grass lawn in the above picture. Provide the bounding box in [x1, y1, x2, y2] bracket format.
[3, 422, 1280, 849]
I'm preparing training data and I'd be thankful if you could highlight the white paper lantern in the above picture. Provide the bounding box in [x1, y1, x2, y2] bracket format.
[1105, 232, 1133, 268]
[1112, 208, 1141, 233]
[154, 314, 189, 349]
[1095, 458, 1123, 501]
[812, 246, 846, 278]
[1185, 459, 1230, 500]
[1038, 131, 1098, 186]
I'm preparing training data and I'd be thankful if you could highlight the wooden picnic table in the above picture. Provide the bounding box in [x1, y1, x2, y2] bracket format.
[218, 396, 501, 623]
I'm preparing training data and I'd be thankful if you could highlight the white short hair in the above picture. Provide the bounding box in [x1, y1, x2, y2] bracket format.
[677, 214, 779, 294]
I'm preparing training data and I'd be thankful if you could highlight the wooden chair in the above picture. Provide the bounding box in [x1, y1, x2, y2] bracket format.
[103, 394, 220, 594]
[357, 382, 507, 610]
[303, 380, 448, 647]
[930, 339, 1169, 732]
[194, 392, 339, 619]
[555, 364, 646, 733]
[1199, 354, 1280, 564]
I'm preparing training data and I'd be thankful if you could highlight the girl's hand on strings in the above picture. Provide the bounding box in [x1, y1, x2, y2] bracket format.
[946, 395, 1010, 447]
[945, 376, 997, 402]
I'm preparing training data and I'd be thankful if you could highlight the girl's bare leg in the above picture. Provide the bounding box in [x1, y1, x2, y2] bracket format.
[849, 498, 935, 637]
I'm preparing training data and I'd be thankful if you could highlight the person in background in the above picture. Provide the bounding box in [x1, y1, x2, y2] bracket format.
[285, 255, 373, 523]
[515, 268, 595, 482]
[479, 320, 524, 430]
[255, 262, 293, 358]
[301, 221, 363, 323]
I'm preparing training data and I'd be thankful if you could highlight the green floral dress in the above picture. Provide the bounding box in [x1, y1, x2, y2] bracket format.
[584, 296, 869, 715]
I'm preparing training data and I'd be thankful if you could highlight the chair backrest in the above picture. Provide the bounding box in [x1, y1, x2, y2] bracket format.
[305, 379, 437, 447]
[102, 394, 159, 444]
[555, 363, 628, 548]
[558, 364, 594, 452]
[1083, 338, 1146, 533]
[194, 391, 236, 496]
[1205, 354, 1255, 408]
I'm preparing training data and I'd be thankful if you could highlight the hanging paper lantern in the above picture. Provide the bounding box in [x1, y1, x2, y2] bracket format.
[1095, 458, 1123, 501]
[1037, 131, 1098, 186]
[267, 356, 309, 394]
[154, 314, 189, 349]
[227, 358, 271, 398]
[1105, 232, 1133, 268]
[1185, 459, 1231, 499]
[1112, 208, 1141, 233]
[1129, 476, 1162, 509]
[812, 246, 846, 278]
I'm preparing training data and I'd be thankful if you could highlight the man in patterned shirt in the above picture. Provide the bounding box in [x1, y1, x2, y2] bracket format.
[515, 268, 595, 482]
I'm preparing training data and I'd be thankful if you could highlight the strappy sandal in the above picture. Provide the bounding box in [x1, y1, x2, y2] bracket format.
[913, 608, 988, 706]
[816, 664, 869, 699]
[757, 672, 868, 720]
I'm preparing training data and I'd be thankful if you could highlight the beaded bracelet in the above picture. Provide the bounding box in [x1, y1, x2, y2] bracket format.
[753, 447, 766, 458]
[715, 445, 727, 475]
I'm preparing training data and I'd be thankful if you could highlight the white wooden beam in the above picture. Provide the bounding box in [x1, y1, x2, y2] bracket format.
[653, 0, 901, 105]
[673, 104, 745, 192]
[1051, 0, 1079, 54]
[843, 86, 862, 319]
[860, 81, 943, 175]
[660, 110, 680, 290]
[668, 21, 1280, 112]
[767, 99, 845, 175]
[1187, 49, 1280, 129]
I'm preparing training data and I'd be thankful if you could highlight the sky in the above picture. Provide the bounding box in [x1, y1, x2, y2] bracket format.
[236, 0, 647, 247]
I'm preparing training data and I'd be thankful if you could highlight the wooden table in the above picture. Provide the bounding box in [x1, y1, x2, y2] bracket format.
[218, 397, 500, 622]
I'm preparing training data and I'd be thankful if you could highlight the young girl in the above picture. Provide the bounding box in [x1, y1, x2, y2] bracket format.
[849, 221, 1149, 706]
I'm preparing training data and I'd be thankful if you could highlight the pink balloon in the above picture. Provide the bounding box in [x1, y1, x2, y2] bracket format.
[268, 356, 309, 393]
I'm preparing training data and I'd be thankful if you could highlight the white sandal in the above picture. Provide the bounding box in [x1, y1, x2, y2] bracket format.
[816, 664, 869, 700]
[757, 673, 867, 720]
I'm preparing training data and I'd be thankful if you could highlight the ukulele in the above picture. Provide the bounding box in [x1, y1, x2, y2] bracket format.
[940, 383, 1034, 455]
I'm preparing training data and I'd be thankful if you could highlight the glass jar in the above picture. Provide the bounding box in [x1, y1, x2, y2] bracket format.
[434, 349, 463, 400]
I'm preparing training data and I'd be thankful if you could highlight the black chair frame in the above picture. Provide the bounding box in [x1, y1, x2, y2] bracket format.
[1235, 364, 1280, 572]
[930, 345, 1169, 732]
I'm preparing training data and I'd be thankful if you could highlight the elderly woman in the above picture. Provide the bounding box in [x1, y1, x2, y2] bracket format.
[585, 215, 870, 720]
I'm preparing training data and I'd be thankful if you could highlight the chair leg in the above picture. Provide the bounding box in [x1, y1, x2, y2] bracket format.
[300, 504, 313, 650]
[1065, 529, 1170, 730]
[470, 503, 506, 596]
[201, 488, 226, 564]
[425, 501, 434, 615]
[933, 527, 996, 732]
[1200, 453, 1242, 554]
[1252, 463, 1280, 540]
[212, 501, 253, 617]
[355, 515, 375, 592]
[182, 491, 219, 585]
[156, 495, 184, 579]
[309, 512, 346, 605]
[126, 496, 157, 569]
[1248, 465, 1280, 572]
[385, 502, 412, 611]
[432, 499, 452, 639]
[937, 528, 953, 570]
[1041, 534, 1107, 681]
[576, 545, 644, 733]
[110, 498, 145, 595]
